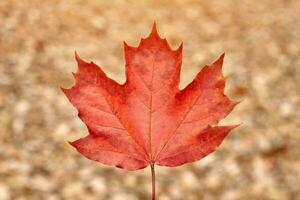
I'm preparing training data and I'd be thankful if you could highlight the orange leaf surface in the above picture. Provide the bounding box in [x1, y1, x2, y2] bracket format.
[62, 24, 239, 170]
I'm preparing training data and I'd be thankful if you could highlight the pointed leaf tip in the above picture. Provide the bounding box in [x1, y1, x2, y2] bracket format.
[68, 141, 74, 146]
[75, 51, 85, 65]
[60, 86, 67, 93]
[124, 41, 135, 51]
[232, 100, 243, 108]
[123, 41, 129, 50]
[152, 21, 157, 32]
[149, 22, 160, 38]
[217, 53, 225, 63]
[175, 42, 183, 53]
[75, 51, 80, 61]
[211, 53, 225, 70]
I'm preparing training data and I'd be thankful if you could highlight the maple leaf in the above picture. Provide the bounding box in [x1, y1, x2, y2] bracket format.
[62, 23, 239, 199]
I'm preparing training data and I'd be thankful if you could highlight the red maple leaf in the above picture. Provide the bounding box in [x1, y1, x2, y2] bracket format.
[62, 23, 239, 199]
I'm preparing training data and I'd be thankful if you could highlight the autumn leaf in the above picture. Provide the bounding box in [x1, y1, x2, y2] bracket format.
[62, 23, 239, 199]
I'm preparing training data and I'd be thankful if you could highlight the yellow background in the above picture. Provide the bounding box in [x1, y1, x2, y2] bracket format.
[0, 0, 299, 199]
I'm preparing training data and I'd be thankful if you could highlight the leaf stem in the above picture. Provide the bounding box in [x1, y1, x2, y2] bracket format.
[150, 164, 156, 200]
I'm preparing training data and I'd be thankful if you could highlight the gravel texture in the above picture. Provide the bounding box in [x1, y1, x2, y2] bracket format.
[0, 0, 299, 199]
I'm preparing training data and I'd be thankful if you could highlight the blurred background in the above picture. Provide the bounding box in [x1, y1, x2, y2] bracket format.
[0, 0, 299, 199]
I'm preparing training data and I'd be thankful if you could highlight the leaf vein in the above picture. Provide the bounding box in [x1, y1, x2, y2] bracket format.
[154, 90, 204, 160]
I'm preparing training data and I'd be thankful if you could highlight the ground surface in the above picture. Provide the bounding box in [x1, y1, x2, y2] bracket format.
[0, 0, 299, 200]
